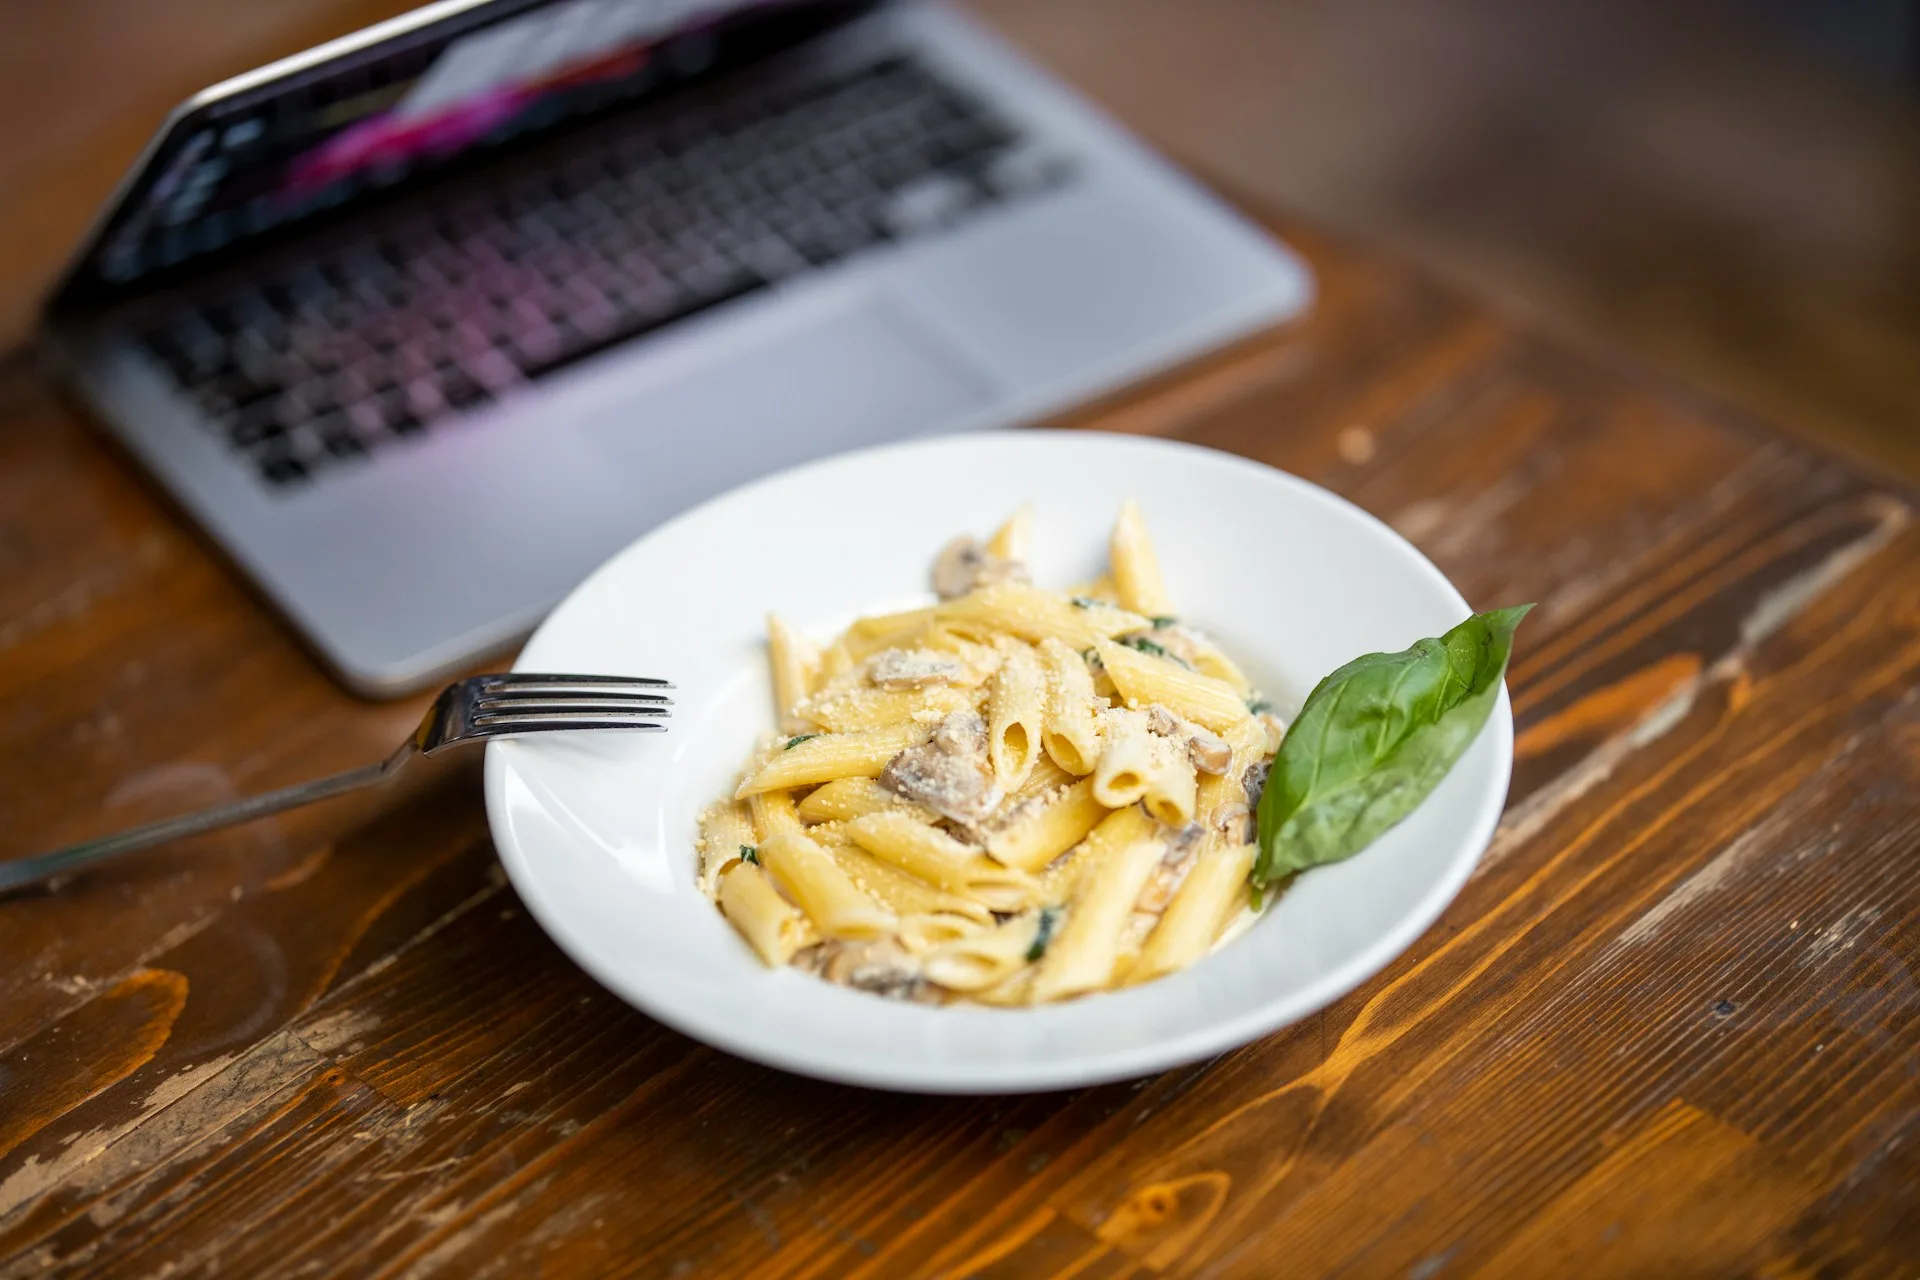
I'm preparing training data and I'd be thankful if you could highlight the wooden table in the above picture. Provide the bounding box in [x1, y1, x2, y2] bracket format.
[4, 164, 1919, 1280]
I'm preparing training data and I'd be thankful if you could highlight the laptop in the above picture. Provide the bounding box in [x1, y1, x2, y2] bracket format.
[39, 0, 1312, 696]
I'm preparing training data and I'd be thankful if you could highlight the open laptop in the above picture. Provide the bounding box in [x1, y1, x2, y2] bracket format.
[40, 0, 1312, 696]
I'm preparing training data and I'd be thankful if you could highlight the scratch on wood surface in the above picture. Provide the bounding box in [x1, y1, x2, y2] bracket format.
[0, 1049, 233, 1223]
[1739, 494, 1908, 650]
[1482, 494, 1908, 879]
[0, 535, 168, 653]
[296, 1007, 382, 1056]
[0, 1032, 317, 1244]
[395, 1201, 522, 1280]
[1802, 905, 1884, 968]
[1476, 673, 1701, 878]
[1609, 807, 1801, 949]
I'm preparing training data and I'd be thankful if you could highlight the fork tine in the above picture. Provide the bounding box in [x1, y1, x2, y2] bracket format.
[489, 673, 673, 691]
[475, 702, 673, 720]
[474, 694, 675, 717]
[469, 717, 668, 739]
[478, 690, 672, 711]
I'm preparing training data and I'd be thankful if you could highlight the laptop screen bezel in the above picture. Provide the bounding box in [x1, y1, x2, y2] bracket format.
[43, 0, 874, 320]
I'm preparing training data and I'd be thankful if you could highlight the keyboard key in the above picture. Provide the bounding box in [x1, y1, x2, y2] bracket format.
[259, 453, 309, 486]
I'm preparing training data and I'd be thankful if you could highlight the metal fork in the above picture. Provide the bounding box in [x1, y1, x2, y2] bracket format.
[2, 673, 671, 893]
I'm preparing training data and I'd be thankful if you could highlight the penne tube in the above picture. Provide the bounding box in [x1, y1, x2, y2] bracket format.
[1133, 843, 1257, 982]
[758, 829, 896, 939]
[1032, 825, 1168, 1002]
[899, 909, 991, 955]
[719, 862, 815, 966]
[825, 843, 995, 925]
[1110, 498, 1172, 618]
[922, 910, 1050, 992]
[970, 966, 1037, 1007]
[1186, 641, 1252, 696]
[797, 776, 934, 825]
[766, 613, 817, 734]
[736, 723, 929, 797]
[1011, 753, 1076, 805]
[747, 788, 805, 844]
[985, 504, 1034, 561]
[1142, 754, 1199, 827]
[938, 582, 1150, 652]
[697, 800, 758, 895]
[1091, 709, 1160, 809]
[984, 777, 1109, 873]
[842, 606, 941, 660]
[987, 641, 1046, 791]
[1037, 636, 1103, 775]
[801, 685, 975, 734]
[1194, 716, 1274, 842]
[846, 811, 1040, 911]
[1039, 803, 1156, 904]
[1095, 639, 1250, 733]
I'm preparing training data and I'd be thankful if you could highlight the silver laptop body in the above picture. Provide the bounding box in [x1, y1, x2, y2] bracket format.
[40, 0, 1312, 695]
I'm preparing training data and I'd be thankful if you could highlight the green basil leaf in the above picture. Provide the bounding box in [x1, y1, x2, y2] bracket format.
[740, 845, 759, 865]
[783, 734, 819, 750]
[1253, 605, 1532, 888]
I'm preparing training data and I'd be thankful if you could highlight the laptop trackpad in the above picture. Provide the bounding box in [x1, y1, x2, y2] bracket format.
[585, 299, 991, 517]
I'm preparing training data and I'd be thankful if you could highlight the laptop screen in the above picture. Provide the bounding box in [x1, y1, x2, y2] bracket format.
[54, 0, 866, 309]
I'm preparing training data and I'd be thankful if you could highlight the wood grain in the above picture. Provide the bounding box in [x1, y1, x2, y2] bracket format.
[3, 17, 1920, 1280]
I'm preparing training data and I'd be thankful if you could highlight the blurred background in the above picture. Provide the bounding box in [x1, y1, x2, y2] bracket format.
[4, 0, 1917, 478]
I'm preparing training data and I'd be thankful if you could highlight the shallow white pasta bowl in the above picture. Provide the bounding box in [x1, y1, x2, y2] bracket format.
[485, 430, 1511, 1093]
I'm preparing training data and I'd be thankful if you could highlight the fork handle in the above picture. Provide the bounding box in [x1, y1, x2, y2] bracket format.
[1, 759, 398, 893]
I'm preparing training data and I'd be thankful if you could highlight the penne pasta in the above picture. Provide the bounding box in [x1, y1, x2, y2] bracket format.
[1011, 753, 1077, 805]
[736, 722, 930, 796]
[747, 787, 805, 844]
[1141, 752, 1199, 827]
[1031, 825, 1168, 1002]
[1042, 803, 1156, 902]
[1038, 636, 1102, 775]
[796, 776, 934, 825]
[1095, 639, 1250, 733]
[984, 776, 1109, 874]
[1133, 843, 1257, 982]
[1110, 498, 1172, 617]
[922, 910, 1050, 991]
[766, 612, 817, 734]
[842, 606, 941, 660]
[987, 641, 1046, 791]
[719, 862, 814, 966]
[1091, 708, 1160, 809]
[697, 800, 757, 896]
[898, 909, 991, 955]
[825, 843, 995, 924]
[758, 829, 897, 940]
[846, 811, 1040, 911]
[1186, 640, 1251, 696]
[801, 685, 976, 734]
[939, 582, 1150, 652]
[985, 504, 1034, 561]
[700, 504, 1284, 1006]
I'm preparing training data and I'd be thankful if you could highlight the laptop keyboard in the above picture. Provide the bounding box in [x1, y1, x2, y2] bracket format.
[137, 54, 1074, 488]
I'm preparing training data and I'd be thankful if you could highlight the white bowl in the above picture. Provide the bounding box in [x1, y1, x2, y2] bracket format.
[485, 431, 1510, 1093]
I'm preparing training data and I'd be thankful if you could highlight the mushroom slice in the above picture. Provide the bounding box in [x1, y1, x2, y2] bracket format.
[931, 535, 1031, 600]
[1144, 703, 1234, 775]
[879, 709, 1002, 824]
